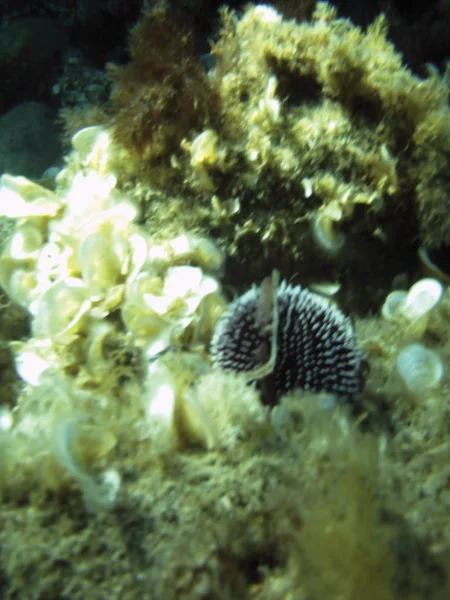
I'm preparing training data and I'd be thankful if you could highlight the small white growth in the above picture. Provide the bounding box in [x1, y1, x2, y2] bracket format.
[187, 371, 266, 449]
[144, 362, 178, 453]
[396, 344, 443, 396]
[301, 178, 314, 198]
[14, 349, 52, 386]
[381, 290, 407, 322]
[70, 125, 113, 176]
[161, 234, 225, 274]
[0, 407, 13, 432]
[402, 278, 443, 322]
[122, 265, 220, 357]
[32, 278, 91, 341]
[252, 5, 282, 23]
[181, 387, 219, 450]
[145, 362, 176, 428]
[54, 419, 120, 512]
[0, 174, 62, 218]
[9, 225, 43, 260]
[187, 129, 225, 192]
[248, 149, 260, 162]
[91, 470, 121, 512]
[63, 171, 117, 218]
[312, 211, 345, 254]
[309, 282, 341, 297]
[163, 266, 218, 311]
[252, 76, 282, 125]
[71, 126, 105, 163]
[381, 278, 443, 337]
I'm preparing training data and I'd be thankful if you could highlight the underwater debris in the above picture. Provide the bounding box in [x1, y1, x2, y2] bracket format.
[210, 272, 367, 405]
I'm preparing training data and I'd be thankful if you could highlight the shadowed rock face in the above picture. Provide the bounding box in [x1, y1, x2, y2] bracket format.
[0, 18, 68, 113]
[0, 102, 62, 179]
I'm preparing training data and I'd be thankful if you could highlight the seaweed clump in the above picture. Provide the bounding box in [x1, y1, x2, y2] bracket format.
[108, 10, 217, 167]
[265, 398, 400, 600]
[86, 4, 450, 310]
[203, 3, 450, 290]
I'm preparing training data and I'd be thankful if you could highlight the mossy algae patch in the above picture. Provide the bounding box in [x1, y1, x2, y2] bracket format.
[0, 3, 450, 598]
[92, 3, 450, 306]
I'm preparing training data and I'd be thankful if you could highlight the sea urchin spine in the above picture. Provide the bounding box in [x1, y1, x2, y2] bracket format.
[210, 273, 367, 405]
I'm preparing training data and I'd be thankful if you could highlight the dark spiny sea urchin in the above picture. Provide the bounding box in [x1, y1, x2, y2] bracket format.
[210, 273, 367, 405]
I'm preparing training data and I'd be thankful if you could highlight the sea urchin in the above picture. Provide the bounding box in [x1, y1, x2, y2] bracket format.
[210, 272, 367, 405]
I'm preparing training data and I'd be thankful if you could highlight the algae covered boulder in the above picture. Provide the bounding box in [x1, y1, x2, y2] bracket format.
[99, 4, 450, 309]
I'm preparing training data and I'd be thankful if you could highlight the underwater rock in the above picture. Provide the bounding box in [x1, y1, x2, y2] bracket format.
[0, 18, 68, 112]
[0, 103, 62, 178]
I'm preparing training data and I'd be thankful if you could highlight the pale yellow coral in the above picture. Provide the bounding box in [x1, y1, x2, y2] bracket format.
[0, 124, 228, 503]
[122, 265, 222, 357]
[32, 278, 91, 341]
[142, 359, 265, 453]
[0, 174, 62, 218]
[185, 129, 227, 191]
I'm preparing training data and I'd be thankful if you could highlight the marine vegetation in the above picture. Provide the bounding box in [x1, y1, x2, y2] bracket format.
[0, 3, 450, 600]
[107, 10, 218, 168]
[90, 2, 450, 310]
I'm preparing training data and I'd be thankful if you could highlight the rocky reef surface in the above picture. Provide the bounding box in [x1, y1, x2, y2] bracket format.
[0, 3, 450, 599]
